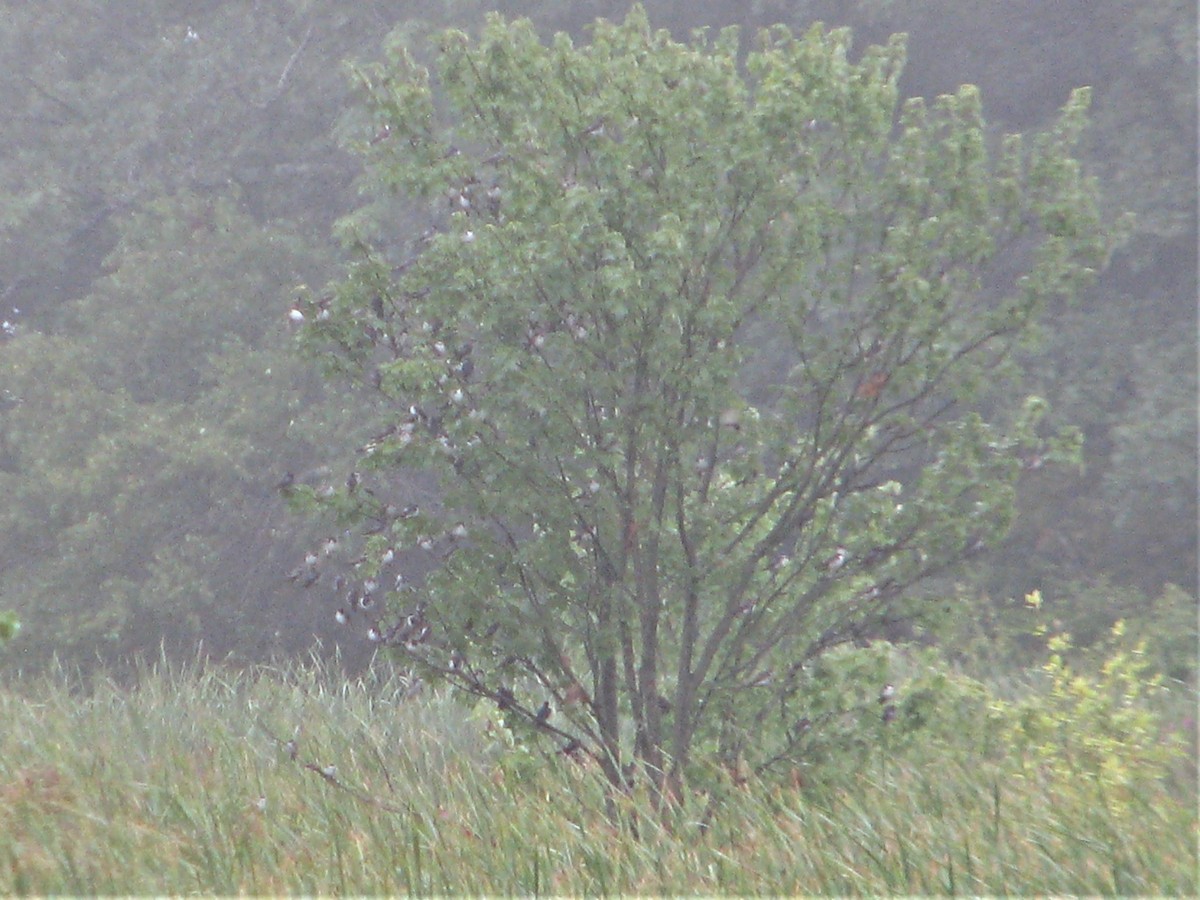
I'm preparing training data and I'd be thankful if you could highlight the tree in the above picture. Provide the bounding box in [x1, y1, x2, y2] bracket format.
[295, 6, 1107, 800]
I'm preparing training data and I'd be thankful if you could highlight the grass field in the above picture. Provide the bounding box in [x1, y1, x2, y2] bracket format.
[0, 656, 1194, 895]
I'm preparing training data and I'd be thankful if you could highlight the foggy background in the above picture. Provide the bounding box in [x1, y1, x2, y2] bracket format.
[0, 1, 1193, 675]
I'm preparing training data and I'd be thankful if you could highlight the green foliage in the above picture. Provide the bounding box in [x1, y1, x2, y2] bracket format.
[0, 611, 17, 644]
[997, 618, 1191, 820]
[296, 5, 1110, 795]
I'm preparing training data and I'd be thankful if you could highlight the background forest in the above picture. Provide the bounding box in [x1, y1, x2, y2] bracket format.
[0, 0, 1194, 680]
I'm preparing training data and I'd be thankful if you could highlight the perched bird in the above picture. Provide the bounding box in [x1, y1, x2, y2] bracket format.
[534, 701, 552, 725]
[823, 547, 848, 572]
[579, 117, 606, 138]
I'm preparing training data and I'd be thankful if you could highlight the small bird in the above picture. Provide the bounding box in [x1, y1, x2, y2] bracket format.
[334, 609, 349, 625]
[579, 117, 606, 138]
[879, 683, 896, 703]
[534, 701, 552, 725]
[750, 670, 773, 687]
[824, 547, 848, 572]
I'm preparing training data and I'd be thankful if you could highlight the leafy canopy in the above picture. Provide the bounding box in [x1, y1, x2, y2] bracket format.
[295, 6, 1107, 794]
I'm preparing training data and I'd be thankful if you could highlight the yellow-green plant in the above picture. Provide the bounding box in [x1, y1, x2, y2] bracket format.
[1001, 612, 1187, 813]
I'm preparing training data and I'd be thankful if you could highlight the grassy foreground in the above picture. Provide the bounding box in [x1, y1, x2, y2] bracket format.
[0, 656, 1194, 895]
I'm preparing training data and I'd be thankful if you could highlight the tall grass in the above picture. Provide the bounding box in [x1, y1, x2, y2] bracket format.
[0, 655, 1194, 894]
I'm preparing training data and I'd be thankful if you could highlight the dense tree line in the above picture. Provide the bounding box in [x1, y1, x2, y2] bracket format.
[0, 0, 1193, 676]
